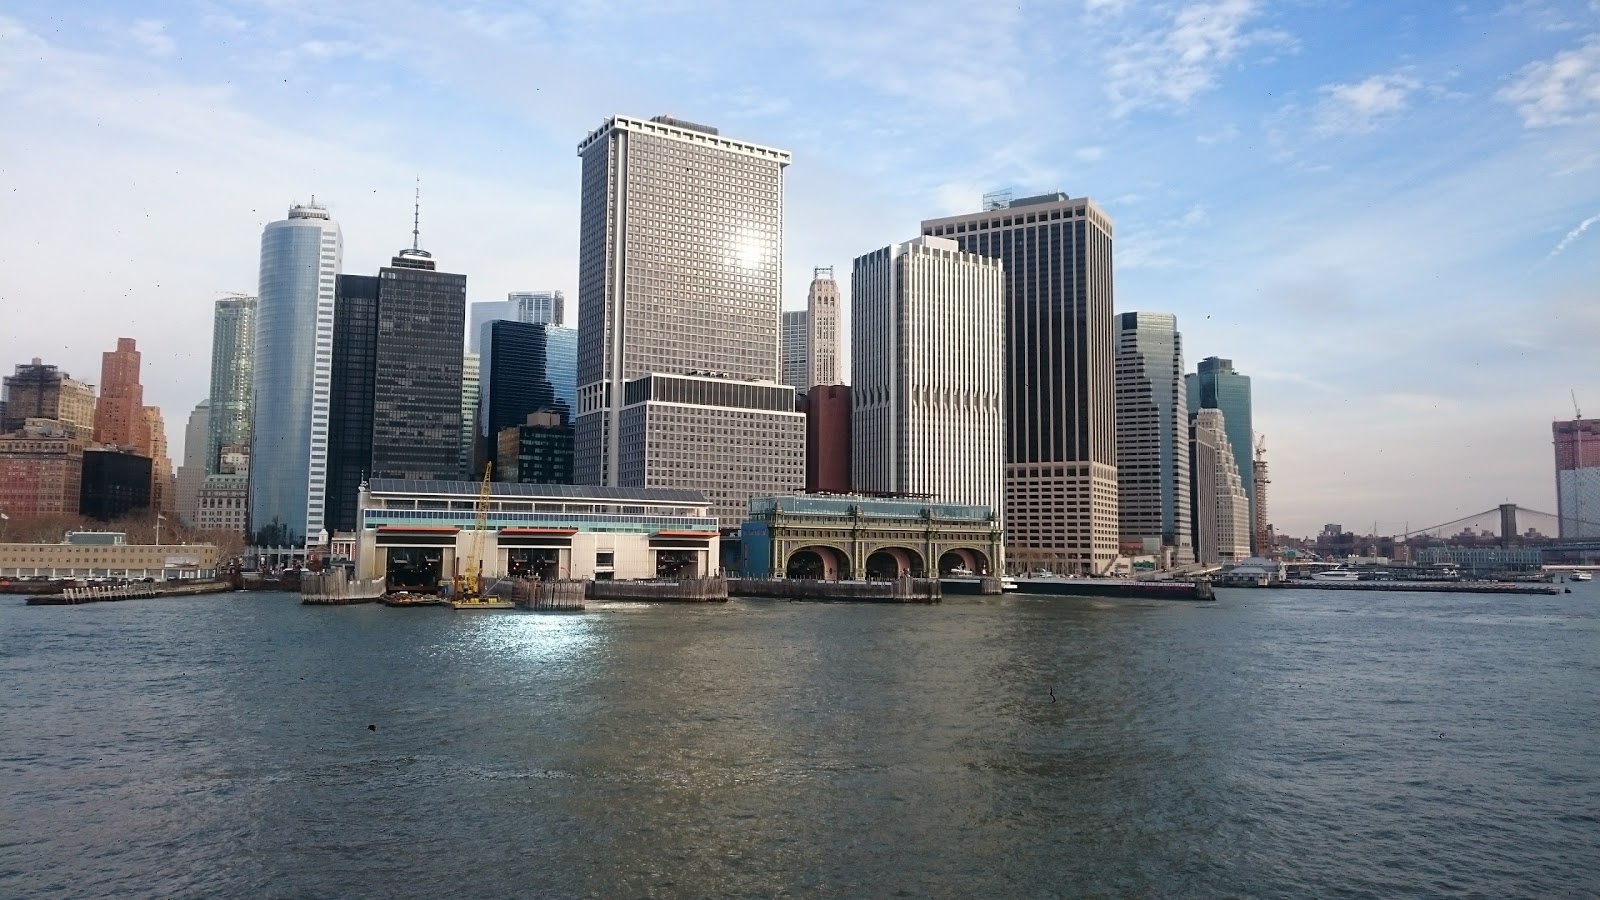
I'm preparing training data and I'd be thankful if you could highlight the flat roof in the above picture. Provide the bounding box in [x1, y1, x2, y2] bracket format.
[367, 478, 708, 505]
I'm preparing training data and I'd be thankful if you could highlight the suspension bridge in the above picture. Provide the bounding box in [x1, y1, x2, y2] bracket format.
[1397, 504, 1600, 551]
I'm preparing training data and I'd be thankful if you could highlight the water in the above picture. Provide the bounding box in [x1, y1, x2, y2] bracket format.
[2, 586, 1597, 898]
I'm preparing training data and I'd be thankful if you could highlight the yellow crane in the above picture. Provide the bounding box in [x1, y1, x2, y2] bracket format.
[450, 464, 508, 608]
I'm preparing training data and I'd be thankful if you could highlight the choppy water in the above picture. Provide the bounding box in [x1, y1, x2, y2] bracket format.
[3, 585, 1597, 898]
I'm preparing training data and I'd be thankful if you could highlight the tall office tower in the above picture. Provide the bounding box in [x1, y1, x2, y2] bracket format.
[1186, 356, 1255, 552]
[1190, 408, 1250, 564]
[1554, 418, 1600, 538]
[781, 310, 809, 390]
[1115, 312, 1193, 564]
[93, 338, 150, 452]
[323, 274, 379, 534]
[467, 299, 512, 353]
[922, 193, 1118, 574]
[207, 296, 255, 475]
[251, 201, 342, 547]
[1252, 437, 1271, 554]
[480, 321, 571, 466]
[461, 351, 480, 478]
[175, 400, 210, 525]
[852, 236, 1006, 516]
[575, 114, 790, 489]
[807, 267, 842, 387]
[1, 359, 96, 440]
[142, 406, 175, 514]
[545, 325, 579, 421]
[510, 290, 566, 326]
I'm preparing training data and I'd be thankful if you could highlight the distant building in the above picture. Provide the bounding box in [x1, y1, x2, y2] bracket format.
[1553, 418, 1600, 538]
[1190, 408, 1250, 564]
[466, 299, 511, 354]
[207, 296, 255, 475]
[806, 267, 842, 388]
[804, 384, 851, 494]
[461, 351, 480, 478]
[741, 495, 1003, 580]
[1115, 312, 1192, 563]
[0, 540, 222, 580]
[80, 448, 152, 521]
[1, 359, 97, 441]
[0, 428, 83, 517]
[852, 235, 1005, 519]
[480, 321, 573, 469]
[142, 405, 175, 515]
[496, 411, 575, 485]
[325, 273, 379, 534]
[781, 310, 808, 390]
[93, 338, 150, 452]
[195, 473, 249, 536]
[250, 201, 342, 547]
[509, 290, 566, 326]
[1187, 357, 1255, 552]
[174, 400, 210, 525]
[922, 193, 1119, 574]
[575, 114, 790, 489]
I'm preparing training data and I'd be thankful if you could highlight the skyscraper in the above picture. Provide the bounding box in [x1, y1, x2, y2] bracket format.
[922, 193, 1118, 574]
[1554, 418, 1600, 538]
[510, 290, 566, 326]
[807, 267, 842, 387]
[1190, 408, 1250, 564]
[142, 405, 175, 515]
[1186, 356, 1255, 551]
[323, 273, 378, 534]
[207, 296, 255, 476]
[480, 320, 571, 462]
[250, 201, 342, 546]
[1, 359, 96, 440]
[461, 351, 479, 478]
[175, 399, 210, 525]
[94, 338, 149, 452]
[852, 235, 1005, 516]
[574, 114, 801, 519]
[781, 310, 808, 390]
[466, 299, 511, 354]
[1115, 312, 1193, 563]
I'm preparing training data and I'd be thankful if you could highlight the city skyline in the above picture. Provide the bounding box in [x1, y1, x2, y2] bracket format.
[2, 2, 1597, 536]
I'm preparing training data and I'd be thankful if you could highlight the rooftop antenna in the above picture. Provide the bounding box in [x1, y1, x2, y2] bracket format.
[411, 178, 421, 251]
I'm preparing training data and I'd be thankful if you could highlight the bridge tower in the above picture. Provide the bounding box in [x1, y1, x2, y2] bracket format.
[1499, 503, 1518, 548]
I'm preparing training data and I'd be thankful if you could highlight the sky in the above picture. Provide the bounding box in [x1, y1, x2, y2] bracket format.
[1, 0, 1597, 538]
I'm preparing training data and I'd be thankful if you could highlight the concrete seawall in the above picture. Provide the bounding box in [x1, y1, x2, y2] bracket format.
[729, 577, 942, 603]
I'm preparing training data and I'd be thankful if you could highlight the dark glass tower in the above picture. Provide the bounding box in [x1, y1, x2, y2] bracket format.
[370, 250, 466, 481]
[325, 275, 379, 533]
[480, 320, 570, 463]
[1186, 356, 1254, 551]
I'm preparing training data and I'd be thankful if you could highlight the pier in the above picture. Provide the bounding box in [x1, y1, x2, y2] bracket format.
[1012, 578, 1214, 601]
[1274, 580, 1561, 595]
[729, 577, 942, 603]
[26, 580, 234, 605]
[301, 570, 387, 605]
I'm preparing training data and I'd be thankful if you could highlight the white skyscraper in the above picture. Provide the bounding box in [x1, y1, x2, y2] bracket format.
[806, 267, 842, 387]
[781, 310, 808, 390]
[461, 351, 480, 478]
[250, 201, 342, 546]
[852, 236, 1005, 518]
[1190, 408, 1250, 564]
[510, 290, 566, 326]
[574, 114, 803, 522]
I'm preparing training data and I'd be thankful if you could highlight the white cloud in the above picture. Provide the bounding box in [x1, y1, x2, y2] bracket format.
[1105, 0, 1293, 115]
[1545, 211, 1600, 259]
[1315, 73, 1421, 135]
[1498, 34, 1600, 126]
[1075, 145, 1107, 162]
[129, 19, 174, 57]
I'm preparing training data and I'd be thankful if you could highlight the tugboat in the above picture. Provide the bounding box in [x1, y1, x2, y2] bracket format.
[1572, 571, 1594, 582]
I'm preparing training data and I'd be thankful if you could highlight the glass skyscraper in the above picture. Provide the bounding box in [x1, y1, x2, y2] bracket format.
[207, 295, 255, 476]
[1115, 312, 1193, 563]
[1186, 357, 1254, 552]
[249, 202, 341, 547]
[781, 310, 808, 390]
[480, 321, 570, 451]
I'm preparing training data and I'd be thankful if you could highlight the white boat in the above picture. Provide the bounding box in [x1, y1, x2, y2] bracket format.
[1572, 571, 1594, 582]
[1310, 567, 1362, 582]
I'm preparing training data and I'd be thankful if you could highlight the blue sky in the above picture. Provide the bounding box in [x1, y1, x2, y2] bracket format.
[1, 0, 1597, 536]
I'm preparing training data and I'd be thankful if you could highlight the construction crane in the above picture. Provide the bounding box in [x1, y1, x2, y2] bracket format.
[1253, 436, 1272, 557]
[455, 464, 493, 600]
[1574, 389, 1583, 419]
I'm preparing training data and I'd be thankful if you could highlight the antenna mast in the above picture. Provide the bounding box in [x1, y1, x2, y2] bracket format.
[411, 178, 421, 251]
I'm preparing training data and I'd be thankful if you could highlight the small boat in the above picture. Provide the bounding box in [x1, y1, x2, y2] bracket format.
[1572, 571, 1594, 582]
[1310, 567, 1362, 582]
[382, 592, 440, 607]
[447, 596, 515, 610]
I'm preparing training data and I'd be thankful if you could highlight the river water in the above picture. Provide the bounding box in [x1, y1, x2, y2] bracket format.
[2, 585, 1596, 898]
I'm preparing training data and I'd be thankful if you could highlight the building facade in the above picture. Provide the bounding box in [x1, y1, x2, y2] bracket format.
[207, 295, 255, 475]
[0, 430, 83, 517]
[617, 373, 805, 526]
[804, 384, 852, 494]
[852, 236, 1005, 520]
[467, 299, 511, 354]
[250, 201, 342, 547]
[368, 249, 466, 482]
[781, 310, 809, 391]
[806, 267, 842, 387]
[921, 193, 1119, 574]
[0, 538, 222, 580]
[93, 338, 149, 452]
[510, 290, 566, 326]
[1187, 357, 1254, 551]
[496, 411, 575, 485]
[142, 405, 174, 515]
[740, 495, 1003, 580]
[174, 400, 210, 525]
[1190, 408, 1250, 564]
[195, 474, 249, 535]
[480, 320, 572, 471]
[325, 273, 380, 534]
[1, 359, 96, 440]
[1115, 312, 1193, 563]
[461, 351, 479, 478]
[80, 448, 152, 521]
[1554, 418, 1600, 537]
[575, 114, 790, 487]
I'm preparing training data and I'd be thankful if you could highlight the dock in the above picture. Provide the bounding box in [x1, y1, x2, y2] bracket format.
[1273, 580, 1561, 595]
[1011, 578, 1214, 601]
[26, 580, 234, 605]
[301, 571, 386, 605]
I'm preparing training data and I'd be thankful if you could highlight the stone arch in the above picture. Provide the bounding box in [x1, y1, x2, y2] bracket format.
[938, 548, 991, 576]
[864, 546, 925, 579]
[785, 545, 851, 581]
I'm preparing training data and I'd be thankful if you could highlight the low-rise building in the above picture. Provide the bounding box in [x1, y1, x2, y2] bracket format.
[0, 427, 84, 517]
[739, 495, 1003, 580]
[0, 532, 221, 579]
[350, 478, 719, 590]
[195, 473, 249, 535]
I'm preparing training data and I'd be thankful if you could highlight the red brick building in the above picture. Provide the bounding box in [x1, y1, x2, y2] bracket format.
[804, 385, 852, 494]
[93, 338, 150, 453]
[0, 433, 84, 517]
